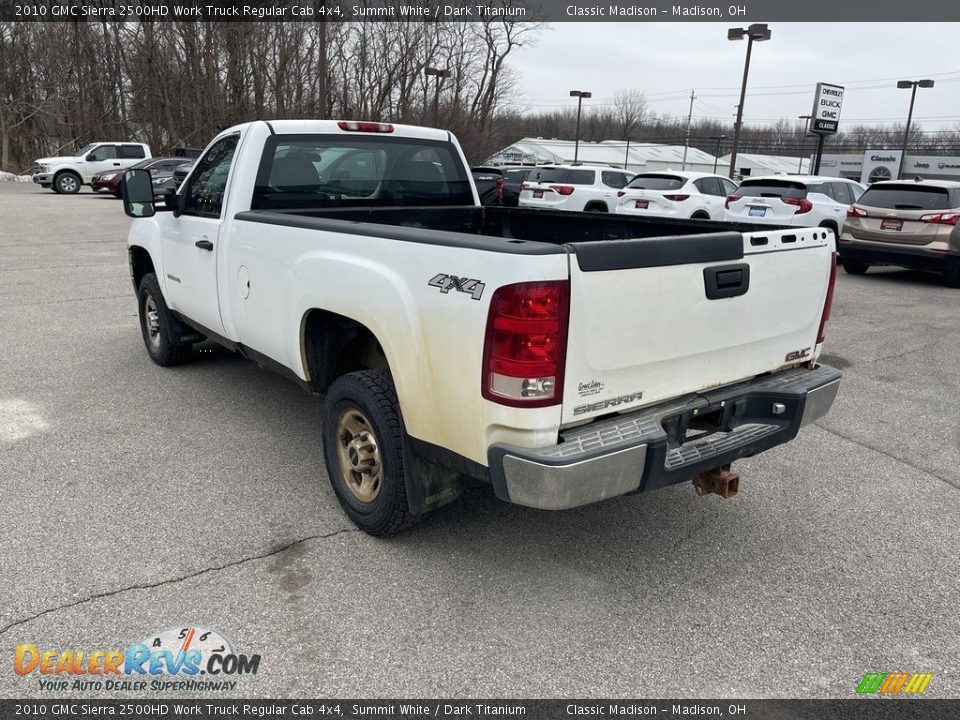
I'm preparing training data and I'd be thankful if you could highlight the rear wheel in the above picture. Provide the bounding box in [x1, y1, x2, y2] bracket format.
[841, 258, 870, 275]
[584, 202, 608, 213]
[322, 370, 418, 536]
[53, 172, 81, 194]
[943, 261, 960, 289]
[137, 273, 193, 366]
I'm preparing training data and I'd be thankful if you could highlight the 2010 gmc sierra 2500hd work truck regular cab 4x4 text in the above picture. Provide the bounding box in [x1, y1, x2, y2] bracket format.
[122, 120, 841, 535]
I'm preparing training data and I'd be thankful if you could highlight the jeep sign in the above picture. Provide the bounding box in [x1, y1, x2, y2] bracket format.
[811, 82, 845, 134]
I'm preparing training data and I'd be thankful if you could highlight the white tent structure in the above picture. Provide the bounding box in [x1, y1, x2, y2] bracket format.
[486, 137, 729, 176]
[722, 153, 811, 178]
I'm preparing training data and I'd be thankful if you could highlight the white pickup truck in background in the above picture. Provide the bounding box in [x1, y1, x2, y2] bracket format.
[33, 141, 152, 194]
[121, 120, 841, 535]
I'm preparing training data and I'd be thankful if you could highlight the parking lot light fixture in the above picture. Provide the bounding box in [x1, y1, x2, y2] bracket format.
[569, 90, 592, 163]
[897, 79, 934, 178]
[726, 23, 772, 180]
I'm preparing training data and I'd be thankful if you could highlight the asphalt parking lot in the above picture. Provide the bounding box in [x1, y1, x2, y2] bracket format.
[1, 181, 958, 700]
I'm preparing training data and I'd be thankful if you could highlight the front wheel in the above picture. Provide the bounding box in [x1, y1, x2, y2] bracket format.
[137, 273, 193, 366]
[54, 172, 81, 194]
[322, 370, 418, 536]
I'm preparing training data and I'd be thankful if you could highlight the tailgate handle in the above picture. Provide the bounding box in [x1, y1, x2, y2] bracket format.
[704, 263, 750, 299]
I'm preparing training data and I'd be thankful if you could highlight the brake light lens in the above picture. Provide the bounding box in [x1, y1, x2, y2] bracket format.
[847, 206, 867, 218]
[482, 281, 569, 408]
[783, 196, 814, 214]
[664, 194, 690, 202]
[337, 120, 394, 133]
[920, 212, 960, 225]
[550, 184, 575, 196]
[725, 194, 740, 209]
[817, 253, 837, 345]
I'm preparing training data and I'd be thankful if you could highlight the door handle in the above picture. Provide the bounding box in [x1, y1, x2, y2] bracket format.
[703, 263, 750, 300]
[113, 162, 120, 166]
[195, 239, 214, 251]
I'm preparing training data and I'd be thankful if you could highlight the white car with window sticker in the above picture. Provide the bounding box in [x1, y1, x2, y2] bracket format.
[615, 171, 739, 220]
[724, 175, 866, 236]
[519, 165, 635, 213]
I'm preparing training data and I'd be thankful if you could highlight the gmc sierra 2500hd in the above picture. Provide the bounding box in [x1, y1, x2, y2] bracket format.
[121, 120, 841, 535]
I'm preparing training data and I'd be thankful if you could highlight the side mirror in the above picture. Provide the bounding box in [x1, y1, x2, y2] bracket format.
[122, 169, 156, 218]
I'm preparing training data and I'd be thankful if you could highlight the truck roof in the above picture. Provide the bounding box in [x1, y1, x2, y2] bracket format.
[229, 119, 451, 143]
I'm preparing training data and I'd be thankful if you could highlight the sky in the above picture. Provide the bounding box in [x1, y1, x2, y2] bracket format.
[510, 23, 960, 132]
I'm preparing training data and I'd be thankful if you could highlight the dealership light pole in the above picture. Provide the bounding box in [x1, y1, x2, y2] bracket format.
[896, 79, 934, 179]
[726, 23, 771, 180]
[797, 114, 813, 173]
[710, 135, 726, 173]
[425, 67, 450, 126]
[570, 90, 592, 163]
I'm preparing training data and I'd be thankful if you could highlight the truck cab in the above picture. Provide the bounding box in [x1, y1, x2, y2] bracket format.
[32, 142, 152, 194]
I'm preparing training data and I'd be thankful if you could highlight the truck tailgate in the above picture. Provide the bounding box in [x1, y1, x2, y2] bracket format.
[562, 228, 834, 425]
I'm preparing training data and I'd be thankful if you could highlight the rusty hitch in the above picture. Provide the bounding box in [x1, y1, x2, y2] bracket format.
[692, 465, 740, 499]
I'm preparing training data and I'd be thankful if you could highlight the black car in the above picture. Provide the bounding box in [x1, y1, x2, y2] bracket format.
[471, 167, 505, 206]
[500, 167, 533, 207]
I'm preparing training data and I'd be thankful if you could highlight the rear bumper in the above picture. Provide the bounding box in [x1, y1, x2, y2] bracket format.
[838, 239, 958, 273]
[488, 365, 841, 510]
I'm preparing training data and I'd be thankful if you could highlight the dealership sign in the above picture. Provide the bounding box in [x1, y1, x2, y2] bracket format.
[811, 83, 845, 134]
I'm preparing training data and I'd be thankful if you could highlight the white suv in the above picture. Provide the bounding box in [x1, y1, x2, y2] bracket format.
[615, 171, 739, 220]
[724, 175, 866, 235]
[518, 165, 636, 213]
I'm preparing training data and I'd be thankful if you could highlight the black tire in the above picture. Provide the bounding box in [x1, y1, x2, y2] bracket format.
[53, 171, 81, 194]
[691, 211, 710, 220]
[841, 258, 870, 275]
[819, 222, 840, 238]
[584, 203, 608, 213]
[943, 262, 960, 289]
[137, 273, 193, 366]
[322, 370, 418, 536]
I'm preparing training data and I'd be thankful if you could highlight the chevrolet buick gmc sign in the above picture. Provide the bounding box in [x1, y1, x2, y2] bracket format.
[811, 82, 845, 134]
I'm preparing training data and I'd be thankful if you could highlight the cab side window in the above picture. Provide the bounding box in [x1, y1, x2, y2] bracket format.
[602, 171, 628, 189]
[183, 135, 240, 218]
[119, 145, 146, 159]
[88, 145, 118, 161]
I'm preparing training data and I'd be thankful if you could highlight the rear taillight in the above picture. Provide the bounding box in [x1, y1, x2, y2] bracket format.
[784, 196, 814, 214]
[520, 182, 531, 191]
[337, 120, 394, 133]
[664, 194, 690, 202]
[550, 184, 575, 196]
[725, 194, 740, 209]
[920, 212, 960, 225]
[847, 206, 867, 218]
[482, 281, 569, 408]
[817, 252, 837, 345]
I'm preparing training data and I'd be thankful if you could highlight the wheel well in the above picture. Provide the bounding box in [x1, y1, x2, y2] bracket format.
[54, 169, 80, 180]
[691, 211, 710, 219]
[301, 309, 389, 394]
[129, 246, 155, 291]
[584, 201, 608, 212]
[819, 220, 839, 235]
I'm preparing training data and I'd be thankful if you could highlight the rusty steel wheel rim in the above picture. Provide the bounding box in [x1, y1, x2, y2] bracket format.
[335, 408, 383, 503]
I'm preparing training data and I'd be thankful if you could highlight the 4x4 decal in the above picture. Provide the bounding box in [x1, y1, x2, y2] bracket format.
[428, 273, 485, 300]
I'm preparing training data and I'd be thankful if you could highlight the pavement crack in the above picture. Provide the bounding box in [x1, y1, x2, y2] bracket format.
[813, 423, 959, 490]
[0, 527, 359, 638]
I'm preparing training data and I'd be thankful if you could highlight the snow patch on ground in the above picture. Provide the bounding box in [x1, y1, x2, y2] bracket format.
[0, 171, 32, 182]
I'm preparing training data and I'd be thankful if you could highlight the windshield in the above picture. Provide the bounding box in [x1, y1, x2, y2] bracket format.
[857, 185, 952, 211]
[626, 174, 685, 190]
[253, 135, 473, 209]
[73, 144, 97, 157]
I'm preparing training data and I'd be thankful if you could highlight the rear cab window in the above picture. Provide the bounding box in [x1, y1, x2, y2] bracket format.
[857, 184, 953, 211]
[626, 174, 685, 191]
[252, 135, 473, 209]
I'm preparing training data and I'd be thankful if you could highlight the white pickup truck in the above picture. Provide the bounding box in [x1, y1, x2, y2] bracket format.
[121, 120, 841, 535]
[33, 142, 152, 194]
